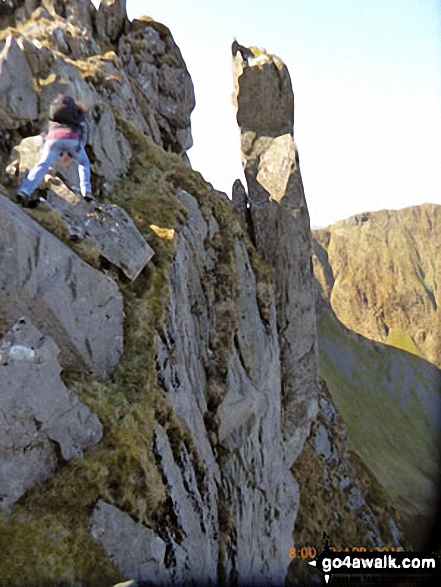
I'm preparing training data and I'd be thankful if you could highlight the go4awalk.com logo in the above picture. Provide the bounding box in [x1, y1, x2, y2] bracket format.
[309, 546, 441, 584]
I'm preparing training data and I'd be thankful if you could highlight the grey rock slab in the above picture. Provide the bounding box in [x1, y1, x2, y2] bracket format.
[157, 191, 300, 585]
[153, 425, 219, 586]
[0, 194, 124, 378]
[90, 500, 167, 585]
[0, 317, 102, 509]
[0, 35, 38, 129]
[45, 179, 154, 281]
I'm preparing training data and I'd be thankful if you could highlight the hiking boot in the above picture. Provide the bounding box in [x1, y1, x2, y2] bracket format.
[84, 193, 95, 203]
[16, 192, 35, 208]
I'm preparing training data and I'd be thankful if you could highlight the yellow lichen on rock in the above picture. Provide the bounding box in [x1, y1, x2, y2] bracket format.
[149, 224, 175, 240]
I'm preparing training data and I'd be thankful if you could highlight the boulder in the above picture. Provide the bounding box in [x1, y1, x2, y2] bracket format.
[45, 179, 154, 281]
[232, 48, 294, 136]
[0, 36, 38, 129]
[90, 501, 167, 585]
[0, 317, 103, 509]
[0, 193, 124, 378]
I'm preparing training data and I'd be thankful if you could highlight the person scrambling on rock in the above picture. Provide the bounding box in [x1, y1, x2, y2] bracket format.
[17, 94, 93, 207]
[231, 39, 255, 63]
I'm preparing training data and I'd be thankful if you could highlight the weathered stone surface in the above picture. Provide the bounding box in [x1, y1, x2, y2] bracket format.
[2, 38, 132, 187]
[87, 94, 132, 184]
[231, 178, 248, 222]
[233, 46, 319, 466]
[0, 317, 102, 509]
[10, 4, 98, 58]
[7, 135, 46, 183]
[233, 48, 294, 136]
[118, 19, 195, 156]
[153, 189, 299, 585]
[0, 36, 38, 129]
[96, 0, 128, 42]
[0, 193, 124, 378]
[153, 425, 218, 585]
[46, 181, 154, 280]
[90, 501, 167, 585]
[1, 0, 195, 197]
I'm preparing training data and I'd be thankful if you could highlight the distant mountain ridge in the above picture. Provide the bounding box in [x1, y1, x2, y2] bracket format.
[312, 205, 441, 546]
[313, 204, 441, 368]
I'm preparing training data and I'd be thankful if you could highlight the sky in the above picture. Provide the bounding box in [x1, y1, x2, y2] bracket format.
[93, 0, 441, 228]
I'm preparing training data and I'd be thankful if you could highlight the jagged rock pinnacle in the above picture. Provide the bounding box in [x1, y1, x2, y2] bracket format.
[233, 44, 319, 465]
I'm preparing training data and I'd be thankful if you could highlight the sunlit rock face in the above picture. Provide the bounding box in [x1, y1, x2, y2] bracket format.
[313, 204, 441, 368]
[152, 189, 300, 586]
[0, 194, 124, 377]
[0, 0, 194, 191]
[232, 46, 319, 466]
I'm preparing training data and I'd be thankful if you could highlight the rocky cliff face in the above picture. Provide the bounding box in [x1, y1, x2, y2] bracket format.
[0, 2, 405, 586]
[0, 0, 194, 189]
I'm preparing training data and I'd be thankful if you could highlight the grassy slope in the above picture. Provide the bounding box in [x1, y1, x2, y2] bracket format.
[317, 309, 441, 544]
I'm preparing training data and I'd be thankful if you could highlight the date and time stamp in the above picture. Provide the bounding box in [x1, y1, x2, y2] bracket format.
[289, 545, 405, 560]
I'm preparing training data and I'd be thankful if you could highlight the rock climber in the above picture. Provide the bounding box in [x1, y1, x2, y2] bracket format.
[17, 94, 93, 207]
[231, 39, 254, 63]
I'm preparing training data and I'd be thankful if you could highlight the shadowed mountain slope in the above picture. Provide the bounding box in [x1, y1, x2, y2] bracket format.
[317, 308, 441, 546]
